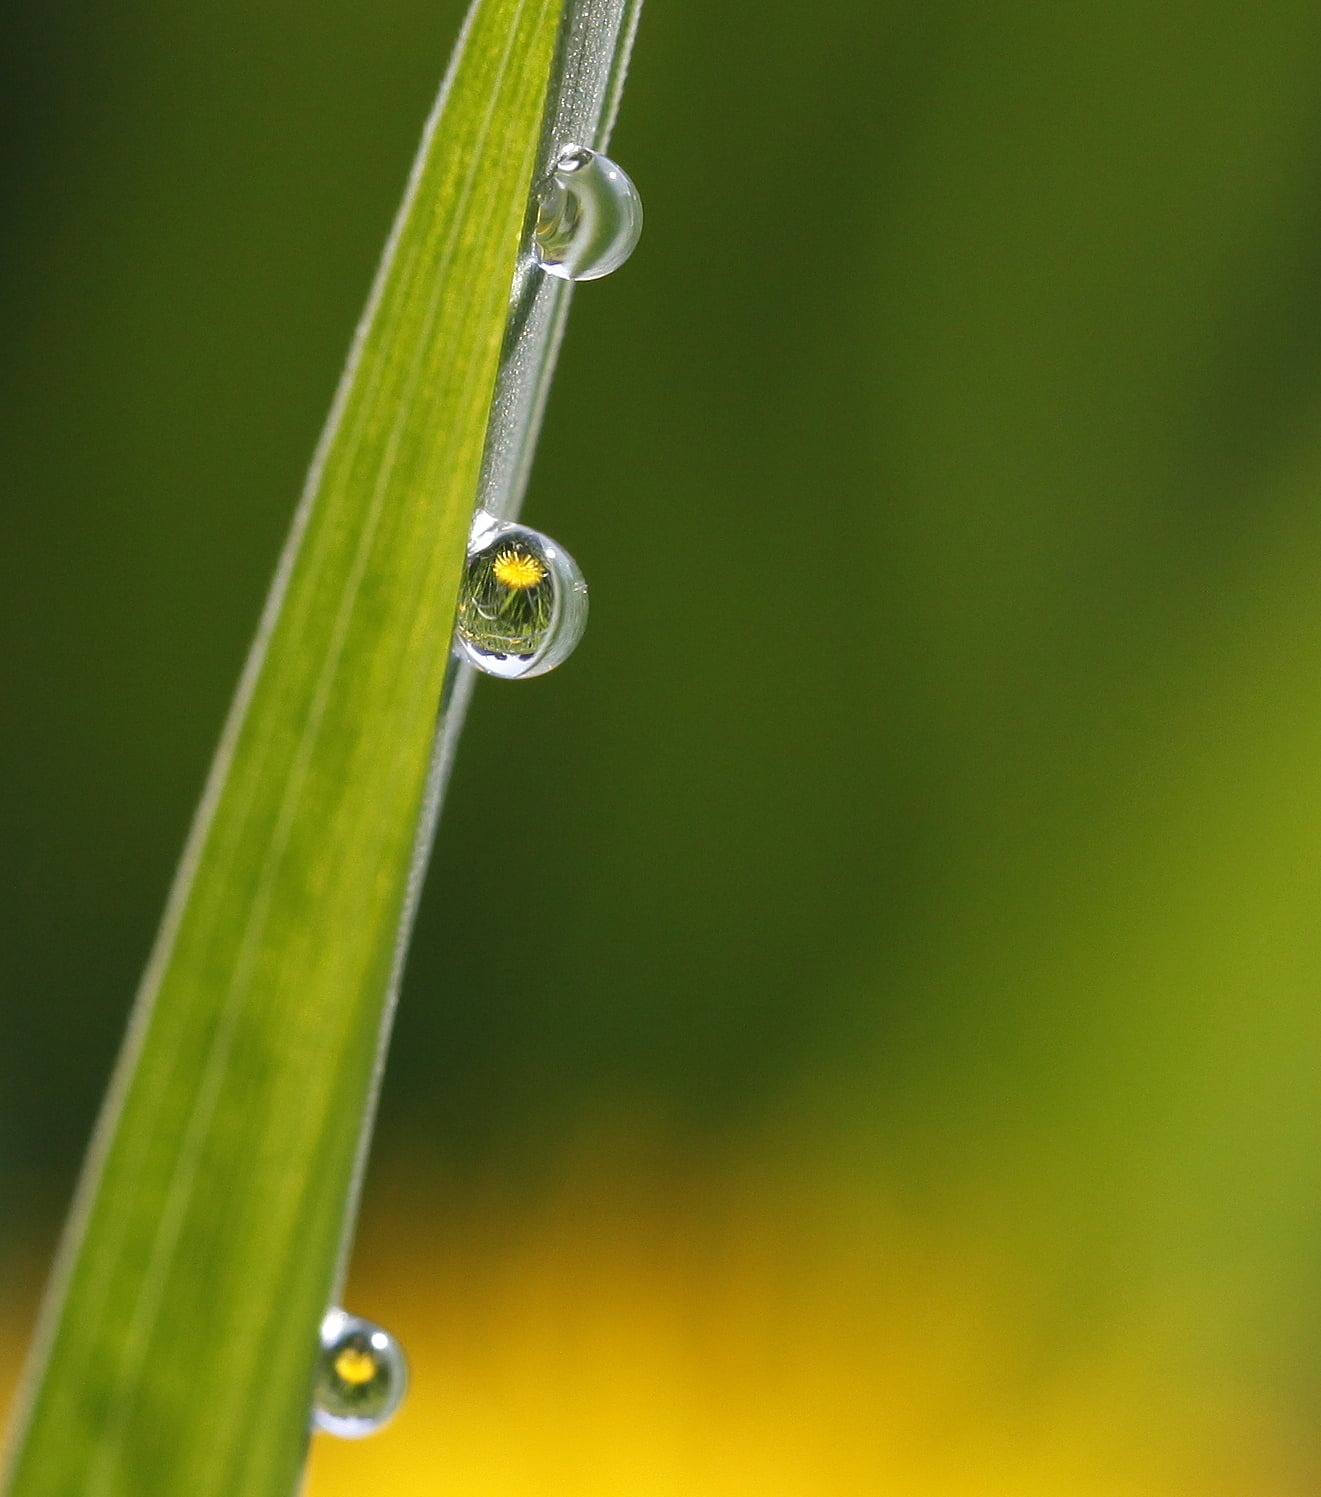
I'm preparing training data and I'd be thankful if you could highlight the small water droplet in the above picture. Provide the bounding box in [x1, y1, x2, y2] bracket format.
[455, 512, 588, 679]
[313, 1309, 407, 1438]
[533, 145, 642, 282]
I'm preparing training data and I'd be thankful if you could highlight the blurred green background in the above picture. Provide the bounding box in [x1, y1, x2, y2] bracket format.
[9, 0, 1321, 1490]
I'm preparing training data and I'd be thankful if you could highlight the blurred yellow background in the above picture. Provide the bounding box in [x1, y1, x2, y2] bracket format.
[8, 0, 1321, 1491]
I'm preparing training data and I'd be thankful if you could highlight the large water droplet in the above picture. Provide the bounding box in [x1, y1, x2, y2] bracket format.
[455, 512, 588, 679]
[313, 1309, 408, 1438]
[533, 145, 642, 282]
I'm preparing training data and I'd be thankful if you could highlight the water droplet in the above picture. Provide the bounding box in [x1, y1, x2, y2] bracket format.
[533, 145, 642, 282]
[313, 1309, 407, 1438]
[455, 512, 588, 679]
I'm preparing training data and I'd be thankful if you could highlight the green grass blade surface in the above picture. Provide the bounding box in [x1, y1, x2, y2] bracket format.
[3, 1, 564, 1492]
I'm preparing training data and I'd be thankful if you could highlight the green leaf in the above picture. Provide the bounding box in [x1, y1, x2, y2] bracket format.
[0, 1, 601, 1492]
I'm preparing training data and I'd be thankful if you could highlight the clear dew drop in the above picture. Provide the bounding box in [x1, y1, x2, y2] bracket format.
[533, 145, 642, 282]
[454, 512, 588, 680]
[313, 1309, 408, 1439]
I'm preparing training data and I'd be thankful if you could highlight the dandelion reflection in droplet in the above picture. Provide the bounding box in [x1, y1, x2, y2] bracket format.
[454, 511, 588, 679]
[533, 145, 642, 281]
[313, 1309, 408, 1438]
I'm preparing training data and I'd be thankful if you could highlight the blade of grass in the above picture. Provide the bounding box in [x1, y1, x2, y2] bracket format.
[2, 1, 642, 1493]
[400, 0, 644, 1015]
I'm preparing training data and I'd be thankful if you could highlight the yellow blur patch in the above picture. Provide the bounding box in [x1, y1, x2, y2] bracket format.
[333, 1347, 378, 1387]
[300, 1143, 1312, 1497]
[0, 1149, 1308, 1497]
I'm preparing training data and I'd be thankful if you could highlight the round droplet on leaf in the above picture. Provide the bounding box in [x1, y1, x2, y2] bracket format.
[533, 145, 642, 282]
[313, 1309, 407, 1439]
[455, 513, 588, 679]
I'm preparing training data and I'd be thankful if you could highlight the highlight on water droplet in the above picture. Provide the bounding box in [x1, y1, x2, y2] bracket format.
[313, 1308, 408, 1439]
[533, 145, 642, 282]
[454, 511, 588, 680]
